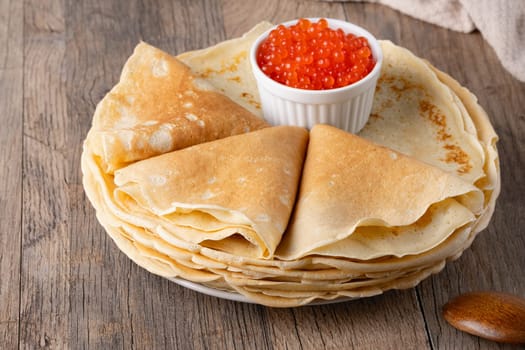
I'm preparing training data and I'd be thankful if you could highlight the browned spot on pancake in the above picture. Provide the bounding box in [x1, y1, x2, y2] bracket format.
[443, 144, 472, 174]
[218, 52, 246, 74]
[195, 51, 247, 78]
[378, 74, 424, 100]
[370, 113, 382, 119]
[228, 76, 241, 83]
[390, 227, 401, 237]
[419, 100, 452, 141]
[199, 68, 215, 79]
[377, 74, 394, 86]
[242, 92, 261, 109]
[226, 51, 247, 72]
[419, 100, 471, 174]
[381, 99, 394, 110]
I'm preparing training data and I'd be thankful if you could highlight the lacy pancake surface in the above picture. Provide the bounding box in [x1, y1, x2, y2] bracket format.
[87, 42, 268, 173]
[360, 41, 486, 186]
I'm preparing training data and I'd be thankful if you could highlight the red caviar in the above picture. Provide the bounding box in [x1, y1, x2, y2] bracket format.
[257, 18, 376, 90]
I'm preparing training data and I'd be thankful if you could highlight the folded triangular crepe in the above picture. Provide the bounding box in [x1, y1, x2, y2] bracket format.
[276, 125, 483, 260]
[86, 42, 269, 173]
[112, 126, 309, 259]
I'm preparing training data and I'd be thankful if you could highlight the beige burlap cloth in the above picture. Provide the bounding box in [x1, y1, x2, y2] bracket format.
[323, 0, 525, 82]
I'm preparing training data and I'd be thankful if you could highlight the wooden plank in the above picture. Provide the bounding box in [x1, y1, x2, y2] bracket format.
[64, 0, 138, 347]
[19, 0, 70, 348]
[222, 0, 347, 38]
[0, 0, 23, 348]
[265, 290, 430, 349]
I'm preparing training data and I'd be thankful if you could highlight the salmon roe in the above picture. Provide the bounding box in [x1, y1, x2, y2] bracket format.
[256, 18, 376, 90]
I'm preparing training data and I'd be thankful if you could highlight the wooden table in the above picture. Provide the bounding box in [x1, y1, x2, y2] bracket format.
[1, 0, 524, 349]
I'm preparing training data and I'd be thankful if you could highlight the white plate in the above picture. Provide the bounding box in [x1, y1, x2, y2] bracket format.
[167, 276, 353, 306]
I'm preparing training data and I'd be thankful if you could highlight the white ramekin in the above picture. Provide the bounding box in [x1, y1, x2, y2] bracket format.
[250, 18, 383, 133]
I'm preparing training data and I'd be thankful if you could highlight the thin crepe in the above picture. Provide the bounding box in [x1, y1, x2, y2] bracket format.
[360, 41, 487, 185]
[113, 126, 309, 259]
[276, 125, 483, 260]
[87, 41, 268, 173]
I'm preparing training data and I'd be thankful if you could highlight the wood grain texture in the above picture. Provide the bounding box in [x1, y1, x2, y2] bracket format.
[65, 1, 144, 348]
[0, 0, 524, 349]
[20, 0, 70, 348]
[0, 0, 23, 349]
[222, 0, 346, 37]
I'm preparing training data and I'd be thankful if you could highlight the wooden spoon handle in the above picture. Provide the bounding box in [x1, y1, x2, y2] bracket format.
[443, 291, 525, 344]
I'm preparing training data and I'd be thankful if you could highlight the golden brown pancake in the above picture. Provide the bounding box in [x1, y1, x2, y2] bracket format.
[87, 126, 309, 259]
[277, 125, 482, 260]
[86, 42, 268, 173]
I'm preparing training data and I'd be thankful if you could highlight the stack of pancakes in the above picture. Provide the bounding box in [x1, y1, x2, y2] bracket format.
[81, 23, 499, 307]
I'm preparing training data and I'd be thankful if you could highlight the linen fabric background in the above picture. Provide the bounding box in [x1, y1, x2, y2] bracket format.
[322, 0, 525, 82]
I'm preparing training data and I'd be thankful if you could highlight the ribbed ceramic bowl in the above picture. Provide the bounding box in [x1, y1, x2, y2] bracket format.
[250, 18, 383, 133]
